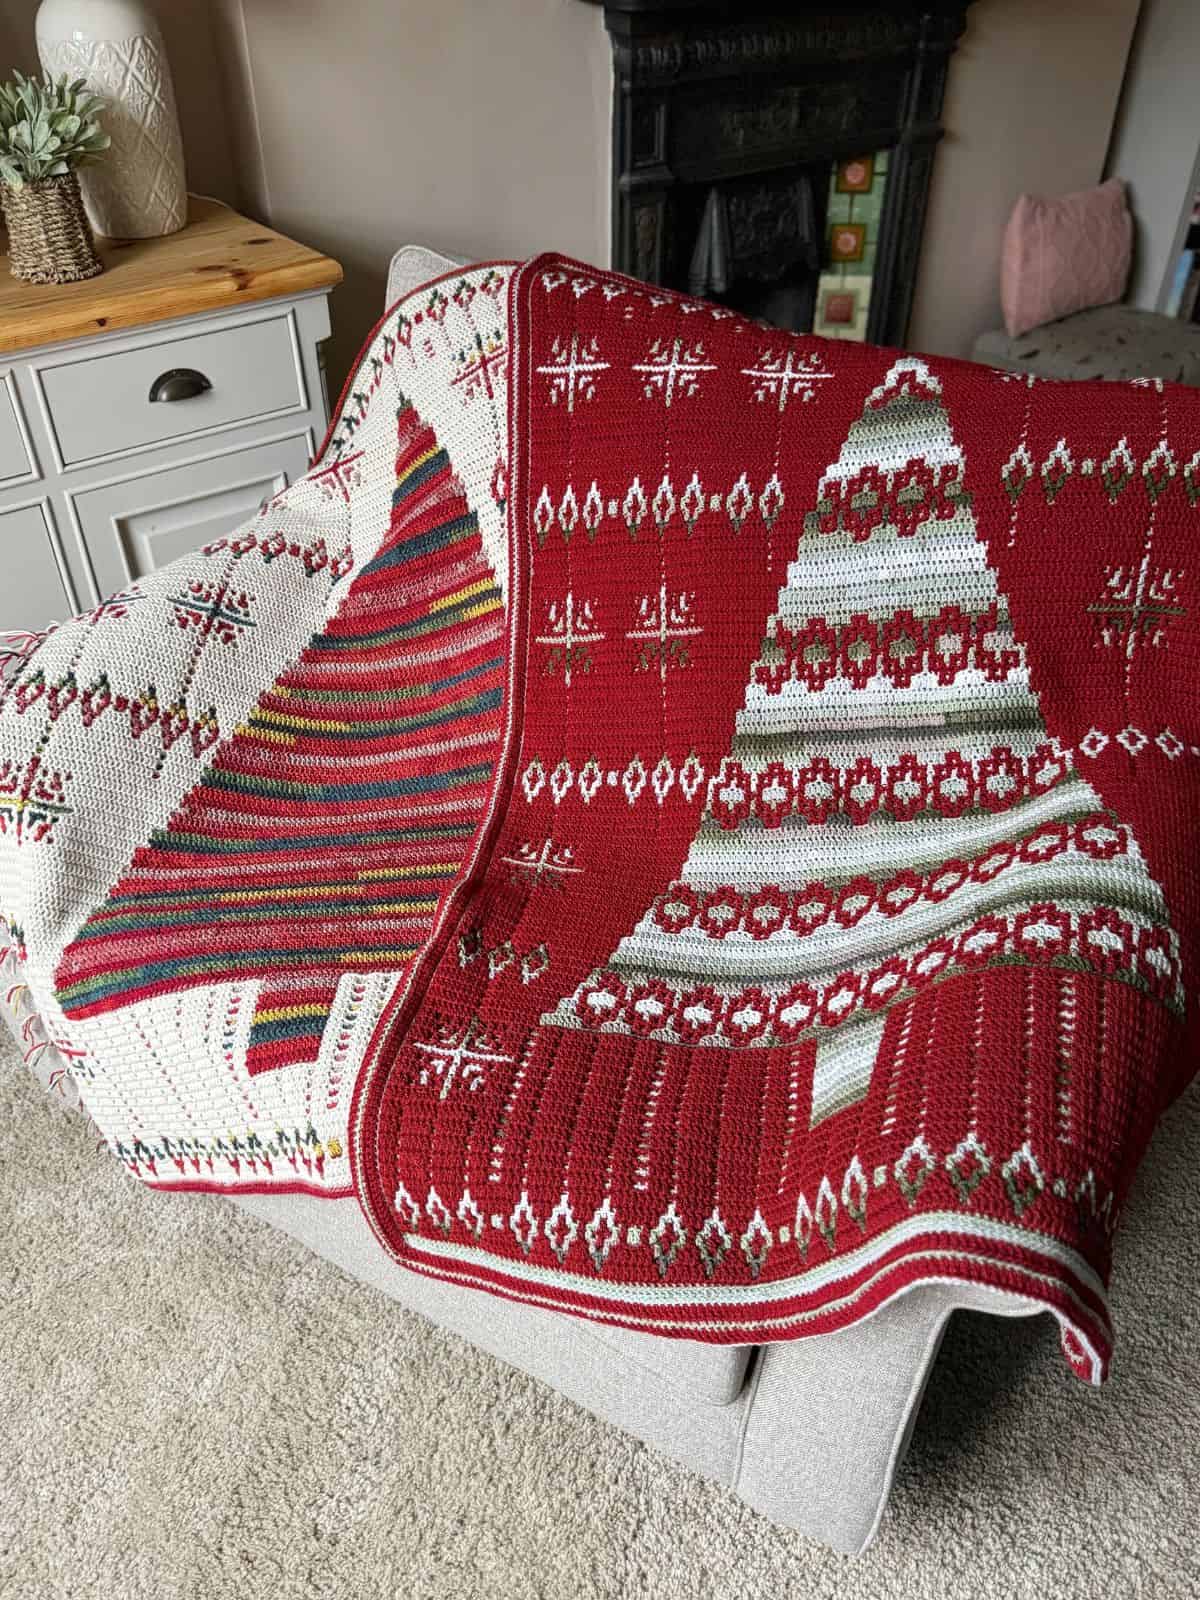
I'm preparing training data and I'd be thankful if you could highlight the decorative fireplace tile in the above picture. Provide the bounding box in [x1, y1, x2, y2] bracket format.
[836, 155, 876, 195]
[818, 276, 872, 340]
[815, 149, 890, 342]
[829, 222, 867, 263]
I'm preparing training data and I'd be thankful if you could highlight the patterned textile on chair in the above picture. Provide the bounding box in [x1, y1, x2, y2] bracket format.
[2, 255, 1198, 1386]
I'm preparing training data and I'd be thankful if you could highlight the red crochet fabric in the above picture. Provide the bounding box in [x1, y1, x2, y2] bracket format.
[352, 255, 1199, 1382]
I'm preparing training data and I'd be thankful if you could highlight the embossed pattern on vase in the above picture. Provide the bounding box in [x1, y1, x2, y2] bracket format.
[38, 32, 186, 238]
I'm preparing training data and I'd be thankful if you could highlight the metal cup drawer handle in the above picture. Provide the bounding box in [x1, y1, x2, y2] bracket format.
[148, 368, 213, 403]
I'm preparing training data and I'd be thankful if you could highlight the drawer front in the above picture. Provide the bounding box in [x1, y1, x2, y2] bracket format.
[0, 501, 71, 631]
[69, 433, 313, 598]
[39, 311, 306, 470]
[0, 374, 36, 485]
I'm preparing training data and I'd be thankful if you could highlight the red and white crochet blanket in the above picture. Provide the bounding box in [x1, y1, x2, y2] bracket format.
[3, 255, 1197, 1384]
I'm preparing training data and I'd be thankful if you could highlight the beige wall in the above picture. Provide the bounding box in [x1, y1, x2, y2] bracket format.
[221, 0, 1139, 370]
[907, 0, 1141, 358]
[0, 1, 1143, 373]
[225, 0, 611, 385]
[1106, 0, 1200, 310]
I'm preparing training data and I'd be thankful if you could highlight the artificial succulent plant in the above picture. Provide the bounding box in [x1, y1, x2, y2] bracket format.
[0, 70, 109, 189]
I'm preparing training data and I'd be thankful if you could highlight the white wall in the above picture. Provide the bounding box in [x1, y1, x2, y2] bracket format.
[1105, 0, 1200, 310]
[907, 0, 1141, 358]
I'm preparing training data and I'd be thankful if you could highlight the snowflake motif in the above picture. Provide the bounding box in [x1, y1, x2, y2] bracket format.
[537, 332, 609, 412]
[1089, 554, 1185, 657]
[501, 837, 582, 888]
[169, 581, 257, 647]
[0, 753, 72, 844]
[311, 451, 364, 505]
[741, 347, 832, 411]
[325, 460, 364, 504]
[627, 585, 701, 681]
[450, 330, 506, 402]
[536, 593, 605, 685]
[632, 337, 717, 406]
[412, 1016, 512, 1100]
[83, 588, 144, 625]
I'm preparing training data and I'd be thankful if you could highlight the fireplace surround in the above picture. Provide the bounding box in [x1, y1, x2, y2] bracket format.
[579, 1, 974, 343]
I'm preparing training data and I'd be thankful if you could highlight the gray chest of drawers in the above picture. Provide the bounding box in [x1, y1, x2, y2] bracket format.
[0, 198, 342, 632]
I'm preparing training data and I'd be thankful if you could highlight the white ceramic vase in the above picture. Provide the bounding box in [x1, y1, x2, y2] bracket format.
[35, 0, 186, 238]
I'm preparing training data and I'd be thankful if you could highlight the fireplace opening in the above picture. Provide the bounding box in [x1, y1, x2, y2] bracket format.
[676, 153, 893, 337]
[681, 168, 828, 333]
[589, 1, 973, 348]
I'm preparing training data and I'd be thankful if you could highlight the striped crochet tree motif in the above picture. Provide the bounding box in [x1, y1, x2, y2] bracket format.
[546, 357, 1183, 1125]
[54, 398, 506, 1074]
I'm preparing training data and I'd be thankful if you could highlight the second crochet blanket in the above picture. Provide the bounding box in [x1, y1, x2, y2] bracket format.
[352, 256, 1199, 1384]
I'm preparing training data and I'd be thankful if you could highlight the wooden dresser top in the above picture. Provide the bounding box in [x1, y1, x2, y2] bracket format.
[0, 196, 342, 355]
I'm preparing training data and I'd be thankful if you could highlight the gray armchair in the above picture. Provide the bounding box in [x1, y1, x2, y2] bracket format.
[196, 245, 1045, 1558]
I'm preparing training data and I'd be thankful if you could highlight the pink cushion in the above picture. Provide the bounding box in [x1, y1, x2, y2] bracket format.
[1000, 178, 1132, 338]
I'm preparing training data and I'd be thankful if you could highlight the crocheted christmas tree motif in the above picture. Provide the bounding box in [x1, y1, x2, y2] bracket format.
[544, 357, 1183, 1126]
[54, 398, 506, 1073]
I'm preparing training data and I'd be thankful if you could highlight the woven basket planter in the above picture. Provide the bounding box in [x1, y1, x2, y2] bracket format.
[2, 172, 103, 284]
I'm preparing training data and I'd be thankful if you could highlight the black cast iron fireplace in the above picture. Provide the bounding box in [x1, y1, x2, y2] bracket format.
[578, 0, 974, 345]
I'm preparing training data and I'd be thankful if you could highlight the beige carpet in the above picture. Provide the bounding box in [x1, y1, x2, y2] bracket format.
[2, 1035, 1198, 1600]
